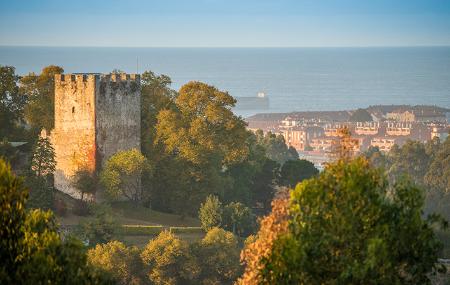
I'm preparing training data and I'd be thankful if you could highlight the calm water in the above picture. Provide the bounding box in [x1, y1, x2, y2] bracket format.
[1, 47, 449, 116]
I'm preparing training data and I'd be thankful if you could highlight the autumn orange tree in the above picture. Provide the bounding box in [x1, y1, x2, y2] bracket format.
[237, 190, 290, 285]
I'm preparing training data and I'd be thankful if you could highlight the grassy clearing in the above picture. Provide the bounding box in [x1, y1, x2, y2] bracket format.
[110, 201, 200, 227]
[54, 191, 203, 246]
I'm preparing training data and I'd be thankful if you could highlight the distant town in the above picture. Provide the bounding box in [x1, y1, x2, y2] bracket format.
[246, 105, 450, 169]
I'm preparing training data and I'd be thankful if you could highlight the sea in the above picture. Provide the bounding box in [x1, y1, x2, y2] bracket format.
[1, 46, 449, 117]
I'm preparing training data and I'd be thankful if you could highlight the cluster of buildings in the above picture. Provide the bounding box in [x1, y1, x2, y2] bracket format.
[247, 107, 449, 168]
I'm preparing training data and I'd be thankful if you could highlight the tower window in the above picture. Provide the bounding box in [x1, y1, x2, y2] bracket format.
[72, 106, 75, 113]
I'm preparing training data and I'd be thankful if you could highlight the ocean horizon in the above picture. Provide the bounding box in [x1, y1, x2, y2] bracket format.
[1, 46, 449, 116]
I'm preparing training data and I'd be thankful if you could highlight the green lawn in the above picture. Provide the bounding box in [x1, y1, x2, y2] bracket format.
[55, 191, 203, 246]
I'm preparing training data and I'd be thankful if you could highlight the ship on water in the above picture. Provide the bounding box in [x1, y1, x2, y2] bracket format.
[234, 92, 270, 110]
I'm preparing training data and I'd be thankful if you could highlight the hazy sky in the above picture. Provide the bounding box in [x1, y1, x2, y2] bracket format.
[1, 0, 449, 47]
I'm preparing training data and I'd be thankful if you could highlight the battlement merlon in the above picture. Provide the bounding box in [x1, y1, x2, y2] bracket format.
[55, 73, 140, 83]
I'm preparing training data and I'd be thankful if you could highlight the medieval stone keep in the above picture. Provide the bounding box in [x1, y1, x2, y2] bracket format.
[51, 73, 141, 198]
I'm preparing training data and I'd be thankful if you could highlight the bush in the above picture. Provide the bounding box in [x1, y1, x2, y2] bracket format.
[53, 198, 67, 217]
[194, 228, 242, 284]
[78, 204, 119, 246]
[87, 241, 145, 285]
[222, 202, 256, 237]
[73, 200, 90, 216]
[24, 173, 54, 210]
[141, 231, 200, 285]
[199, 195, 223, 232]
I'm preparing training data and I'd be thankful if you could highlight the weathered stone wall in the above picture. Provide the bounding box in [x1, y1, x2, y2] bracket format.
[52, 73, 141, 199]
[53, 74, 97, 198]
[95, 74, 141, 167]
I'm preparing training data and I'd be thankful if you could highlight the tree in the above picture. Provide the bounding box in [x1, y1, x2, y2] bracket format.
[0, 159, 113, 284]
[73, 168, 97, 201]
[140, 70, 177, 159]
[87, 241, 145, 285]
[194, 227, 242, 284]
[78, 204, 119, 246]
[278, 159, 318, 188]
[425, 136, 450, 194]
[224, 132, 280, 211]
[388, 140, 430, 186]
[141, 231, 199, 285]
[31, 136, 56, 179]
[258, 158, 445, 284]
[222, 202, 256, 237]
[349, 108, 372, 122]
[0, 139, 20, 166]
[155, 81, 249, 215]
[238, 191, 290, 285]
[255, 130, 298, 165]
[0, 65, 26, 139]
[24, 172, 54, 210]
[22, 65, 64, 131]
[199, 195, 223, 231]
[364, 146, 388, 170]
[249, 158, 279, 212]
[100, 148, 150, 203]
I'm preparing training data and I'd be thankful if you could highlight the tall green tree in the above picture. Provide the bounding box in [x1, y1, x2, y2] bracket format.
[388, 140, 431, 186]
[31, 136, 56, 179]
[140, 70, 177, 159]
[22, 65, 63, 131]
[0, 66, 26, 139]
[254, 130, 298, 165]
[0, 159, 113, 284]
[156, 81, 249, 215]
[258, 158, 445, 284]
[278, 159, 318, 188]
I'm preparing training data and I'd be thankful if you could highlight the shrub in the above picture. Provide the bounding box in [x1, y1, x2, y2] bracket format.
[194, 228, 242, 284]
[199, 195, 223, 232]
[141, 231, 200, 285]
[53, 198, 67, 217]
[78, 204, 118, 246]
[73, 200, 90, 216]
[222, 202, 256, 237]
[87, 241, 145, 285]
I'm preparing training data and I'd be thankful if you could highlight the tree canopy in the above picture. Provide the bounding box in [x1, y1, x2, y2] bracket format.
[253, 158, 445, 284]
[100, 148, 150, 203]
[278, 159, 318, 188]
[349, 108, 372, 122]
[22, 65, 64, 132]
[0, 159, 113, 284]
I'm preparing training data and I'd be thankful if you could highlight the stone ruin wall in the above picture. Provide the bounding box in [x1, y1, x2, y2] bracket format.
[95, 74, 141, 168]
[52, 73, 141, 199]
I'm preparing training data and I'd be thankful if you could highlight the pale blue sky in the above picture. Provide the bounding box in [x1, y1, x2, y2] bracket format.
[1, 0, 449, 47]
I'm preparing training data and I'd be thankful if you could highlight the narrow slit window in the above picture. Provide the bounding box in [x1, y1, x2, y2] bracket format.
[72, 106, 75, 113]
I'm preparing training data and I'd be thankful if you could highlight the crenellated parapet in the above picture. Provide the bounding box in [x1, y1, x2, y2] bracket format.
[55, 73, 140, 83]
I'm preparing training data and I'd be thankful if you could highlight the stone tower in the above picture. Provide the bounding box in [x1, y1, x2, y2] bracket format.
[52, 73, 141, 198]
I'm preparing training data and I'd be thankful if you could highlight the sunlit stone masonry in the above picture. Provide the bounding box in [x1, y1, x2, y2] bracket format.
[51, 73, 141, 198]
